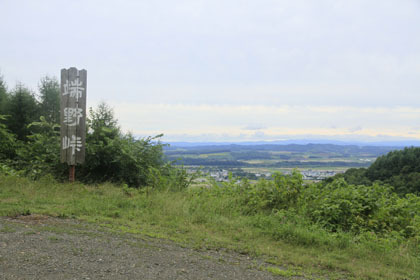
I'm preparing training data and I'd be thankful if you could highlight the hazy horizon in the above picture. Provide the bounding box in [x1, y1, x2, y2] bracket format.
[163, 138, 420, 147]
[1, 0, 419, 143]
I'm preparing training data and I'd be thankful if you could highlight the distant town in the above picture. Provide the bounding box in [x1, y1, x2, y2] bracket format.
[190, 168, 344, 183]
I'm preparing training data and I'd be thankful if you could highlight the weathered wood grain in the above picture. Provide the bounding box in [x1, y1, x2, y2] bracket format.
[60, 67, 87, 165]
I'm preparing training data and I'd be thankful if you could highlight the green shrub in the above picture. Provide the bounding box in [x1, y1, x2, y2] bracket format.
[74, 103, 171, 188]
[197, 172, 420, 244]
[0, 115, 17, 160]
[238, 170, 304, 214]
[17, 116, 65, 179]
[300, 179, 420, 239]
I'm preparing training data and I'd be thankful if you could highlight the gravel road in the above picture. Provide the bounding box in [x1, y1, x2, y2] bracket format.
[0, 215, 290, 280]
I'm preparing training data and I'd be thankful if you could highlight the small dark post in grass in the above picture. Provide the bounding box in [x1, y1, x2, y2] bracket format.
[60, 67, 87, 182]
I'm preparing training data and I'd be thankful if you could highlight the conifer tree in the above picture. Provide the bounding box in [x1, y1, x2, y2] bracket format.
[38, 76, 60, 124]
[7, 83, 39, 140]
[0, 74, 9, 115]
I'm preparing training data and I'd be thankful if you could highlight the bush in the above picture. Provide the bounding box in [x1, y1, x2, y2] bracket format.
[18, 116, 64, 179]
[0, 115, 17, 160]
[197, 172, 420, 242]
[300, 179, 420, 238]
[77, 103, 168, 188]
[239, 170, 304, 214]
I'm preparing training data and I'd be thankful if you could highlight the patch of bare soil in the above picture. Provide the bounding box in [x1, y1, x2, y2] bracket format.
[0, 215, 291, 280]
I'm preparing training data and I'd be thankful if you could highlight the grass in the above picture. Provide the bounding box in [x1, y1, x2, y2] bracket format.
[262, 266, 303, 277]
[0, 224, 16, 233]
[0, 174, 419, 279]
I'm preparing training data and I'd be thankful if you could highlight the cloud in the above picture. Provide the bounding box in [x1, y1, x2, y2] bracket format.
[348, 126, 363, 133]
[253, 131, 265, 138]
[2, 1, 420, 104]
[243, 124, 267, 131]
[111, 102, 420, 141]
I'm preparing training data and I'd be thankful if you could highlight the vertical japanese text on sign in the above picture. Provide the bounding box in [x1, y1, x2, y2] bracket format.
[60, 67, 87, 165]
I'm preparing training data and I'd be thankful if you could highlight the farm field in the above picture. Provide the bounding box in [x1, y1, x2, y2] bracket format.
[164, 143, 400, 180]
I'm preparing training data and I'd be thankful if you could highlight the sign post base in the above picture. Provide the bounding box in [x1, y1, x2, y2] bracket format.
[69, 165, 75, 183]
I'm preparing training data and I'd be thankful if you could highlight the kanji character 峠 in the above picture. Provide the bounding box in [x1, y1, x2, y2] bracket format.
[62, 135, 82, 155]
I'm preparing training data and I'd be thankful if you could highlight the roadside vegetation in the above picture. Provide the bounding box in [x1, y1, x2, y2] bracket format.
[1, 73, 420, 279]
[1, 173, 419, 279]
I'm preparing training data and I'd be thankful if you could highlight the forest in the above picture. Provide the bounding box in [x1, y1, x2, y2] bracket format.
[326, 147, 420, 195]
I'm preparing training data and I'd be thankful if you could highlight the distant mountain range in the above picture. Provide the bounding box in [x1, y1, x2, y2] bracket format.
[167, 139, 420, 147]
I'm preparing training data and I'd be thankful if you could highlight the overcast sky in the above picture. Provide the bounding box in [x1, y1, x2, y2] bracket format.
[1, 0, 420, 142]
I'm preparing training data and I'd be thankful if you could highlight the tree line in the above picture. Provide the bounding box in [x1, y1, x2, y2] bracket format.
[0, 73, 185, 188]
[325, 146, 420, 195]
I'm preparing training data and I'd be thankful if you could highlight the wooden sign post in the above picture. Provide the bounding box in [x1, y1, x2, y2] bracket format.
[60, 67, 87, 182]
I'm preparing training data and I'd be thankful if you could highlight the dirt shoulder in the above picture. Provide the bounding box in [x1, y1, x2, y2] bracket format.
[0, 215, 290, 280]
